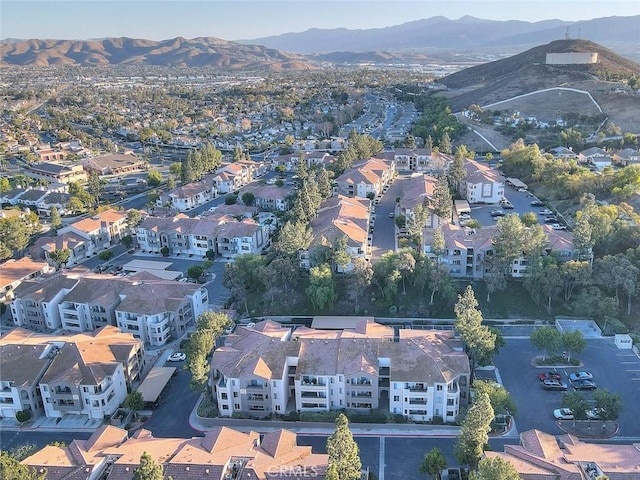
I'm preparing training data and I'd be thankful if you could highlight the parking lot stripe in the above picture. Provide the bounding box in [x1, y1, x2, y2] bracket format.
[379, 437, 385, 480]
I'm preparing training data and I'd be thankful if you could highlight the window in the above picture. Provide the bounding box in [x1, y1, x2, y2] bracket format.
[234, 403, 240, 409]
[437, 385, 443, 391]
[275, 405, 280, 411]
[393, 396, 400, 402]
[222, 404, 228, 410]
[233, 392, 238, 398]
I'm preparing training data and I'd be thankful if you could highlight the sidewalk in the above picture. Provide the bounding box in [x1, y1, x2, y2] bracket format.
[188, 394, 520, 438]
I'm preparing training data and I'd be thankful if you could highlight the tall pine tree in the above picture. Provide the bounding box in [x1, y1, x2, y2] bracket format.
[326, 414, 362, 480]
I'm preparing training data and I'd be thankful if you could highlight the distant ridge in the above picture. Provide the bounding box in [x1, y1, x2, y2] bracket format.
[438, 39, 640, 111]
[0, 37, 317, 70]
[239, 15, 639, 56]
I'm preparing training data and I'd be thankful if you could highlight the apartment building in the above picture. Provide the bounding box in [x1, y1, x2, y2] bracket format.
[463, 159, 504, 204]
[238, 184, 295, 211]
[83, 152, 147, 175]
[10, 271, 208, 346]
[56, 209, 128, 255]
[215, 218, 268, 259]
[487, 429, 640, 479]
[211, 319, 470, 422]
[335, 157, 395, 198]
[157, 181, 217, 212]
[302, 195, 371, 272]
[30, 231, 90, 268]
[210, 163, 254, 193]
[23, 162, 87, 184]
[380, 148, 452, 174]
[0, 257, 53, 303]
[397, 174, 443, 229]
[0, 326, 143, 420]
[426, 224, 582, 279]
[20, 425, 328, 480]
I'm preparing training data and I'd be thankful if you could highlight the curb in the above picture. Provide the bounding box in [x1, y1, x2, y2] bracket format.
[555, 420, 620, 439]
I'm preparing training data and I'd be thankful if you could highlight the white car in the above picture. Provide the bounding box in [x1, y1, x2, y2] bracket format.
[554, 408, 574, 420]
[167, 352, 186, 362]
[208, 206, 217, 212]
[539, 209, 553, 215]
[551, 224, 567, 230]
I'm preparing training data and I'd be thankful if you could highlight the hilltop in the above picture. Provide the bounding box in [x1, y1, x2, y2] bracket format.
[0, 37, 317, 70]
[438, 39, 640, 112]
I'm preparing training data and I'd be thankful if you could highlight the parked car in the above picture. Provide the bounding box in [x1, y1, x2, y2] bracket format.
[544, 217, 560, 223]
[543, 379, 568, 391]
[502, 202, 514, 209]
[554, 408, 574, 420]
[388, 212, 394, 218]
[539, 209, 553, 215]
[539, 372, 562, 381]
[167, 352, 186, 362]
[551, 224, 567, 230]
[569, 371, 593, 382]
[573, 380, 597, 391]
[586, 407, 604, 420]
[490, 209, 506, 217]
[531, 200, 545, 206]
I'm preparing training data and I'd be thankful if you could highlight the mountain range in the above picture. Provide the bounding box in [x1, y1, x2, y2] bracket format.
[240, 15, 639, 56]
[0, 37, 316, 69]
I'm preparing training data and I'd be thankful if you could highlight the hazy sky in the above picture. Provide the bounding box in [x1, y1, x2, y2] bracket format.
[2, 0, 639, 41]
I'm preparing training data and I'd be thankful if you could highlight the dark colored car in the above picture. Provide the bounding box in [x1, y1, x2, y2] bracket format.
[490, 209, 506, 217]
[573, 380, 597, 391]
[543, 379, 568, 391]
[539, 372, 562, 381]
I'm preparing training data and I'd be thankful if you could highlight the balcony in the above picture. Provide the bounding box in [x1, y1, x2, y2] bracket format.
[350, 391, 372, 398]
[409, 399, 427, 405]
[409, 384, 428, 392]
[301, 391, 326, 398]
[301, 378, 326, 387]
[245, 383, 266, 390]
[247, 394, 265, 401]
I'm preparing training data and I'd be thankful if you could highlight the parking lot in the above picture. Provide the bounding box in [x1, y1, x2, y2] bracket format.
[494, 337, 640, 437]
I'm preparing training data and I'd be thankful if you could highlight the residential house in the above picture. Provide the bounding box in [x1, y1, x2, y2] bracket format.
[237, 158, 269, 178]
[486, 429, 640, 479]
[335, 157, 395, 198]
[0, 326, 143, 420]
[303, 195, 371, 272]
[613, 148, 640, 166]
[463, 159, 504, 204]
[36, 191, 72, 216]
[23, 162, 87, 184]
[210, 163, 253, 194]
[20, 425, 328, 480]
[158, 182, 217, 212]
[0, 187, 29, 205]
[0, 257, 53, 303]
[578, 147, 612, 170]
[547, 146, 577, 160]
[83, 153, 147, 175]
[34, 148, 68, 163]
[136, 214, 222, 257]
[239, 184, 295, 211]
[57, 209, 128, 254]
[381, 148, 452, 174]
[212, 319, 470, 423]
[12, 188, 48, 209]
[305, 151, 336, 168]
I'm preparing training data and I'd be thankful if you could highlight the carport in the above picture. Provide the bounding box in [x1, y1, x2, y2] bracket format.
[122, 259, 182, 280]
[137, 366, 176, 407]
[506, 177, 528, 189]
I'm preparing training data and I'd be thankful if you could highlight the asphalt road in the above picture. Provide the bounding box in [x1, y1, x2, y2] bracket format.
[370, 176, 405, 258]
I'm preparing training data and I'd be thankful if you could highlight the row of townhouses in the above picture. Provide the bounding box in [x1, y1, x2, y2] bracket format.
[136, 212, 269, 259]
[0, 184, 73, 216]
[10, 271, 208, 346]
[378, 148, 453, 174]
[211, 319, 470, 423]
[0, 326, 142, 420]
[19, 424, 329, 480]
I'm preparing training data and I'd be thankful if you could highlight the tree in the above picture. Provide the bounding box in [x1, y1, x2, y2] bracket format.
[346, 256, 374, 311]
[560, 261, 592, 302]
[326, 413, 362, 480]
[146, 170, 163, 187]
[121, 234, 133, 248]
[529, 326, 562, 360]
[306, 263, 337, 311]
[429, 262, 453, 305]
[396, 248, 416, 295]
[196, 311, 230, 338]
[86, 171, 104, 208]
[562, 391, 589, 425]
[561, 330, 586, 361]
[50, 206, 62, 230]
[473, 380, 517, 417]
[0, 451, 46, 480]
[126, 209, 143, 230]
[432, 175, 452, 223]
[224, 194, 237, 205]
[66, 196, 85, 213]
[187, 265, 205, 281]
[169, 162, 182, 178]
[260, 256, 298, 304]
[49, 248, 71, 269]
[241, 192, 255, 206]
[470, 457, 521, 480]
[132, 452, 164, 480]
[275, 221, 312, 256]
[418, 447, 447, 479]
[525, 256, 563, 312]
[98, 250, 113, 261]
[124, 391, 144, 419]
[520, 211, 538, 227]
[454, 286, 497, 368]
[0, 177, 10, 193]
[594, 254, 638, 315]
[454, 392, 494, 470]
[439, 131, 452, 154]
[0, 216, 33, 256]
[593, 389, 623, 421]
[186, 329, 215, 391]
[449, 147, 467, 192]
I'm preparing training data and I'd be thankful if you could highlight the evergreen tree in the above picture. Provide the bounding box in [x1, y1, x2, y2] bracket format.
[86, 171, 104, 208]
[50, 206, 62, 230]
[132, 452, 164, 480]
[432, 175, 452, 222]
[470, 457, 521, 480]
[439, 131, 452, 154]
[326, 413, 362, 480]
[49, 248, 71, 269]
[448, 146, 468, 192]
[306, 263, 337, 311]
[0, 451, 46, 480]
[418, 447, 447, 479]
[314, 167, 333, 200]
[275, 221, 313, 256]
[454, 392, 494, 470]
[454, 286, 496, 368]
[181, 150, 198, 183]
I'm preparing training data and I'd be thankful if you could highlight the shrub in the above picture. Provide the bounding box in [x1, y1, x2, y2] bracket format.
[431, 415, 444, 425]
[15, 410, 31, 423]
[197, 396, 218, 418]
[284, 411, 300, 421]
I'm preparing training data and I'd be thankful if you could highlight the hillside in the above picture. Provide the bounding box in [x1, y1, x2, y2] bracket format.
[438, 39, 640, 112]
[0, 37, 317, 70]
